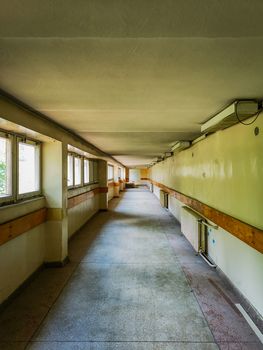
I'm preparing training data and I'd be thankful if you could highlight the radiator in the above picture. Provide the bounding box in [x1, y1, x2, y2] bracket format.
[160, 190, 169, 208]
[181, 206, 203, 252]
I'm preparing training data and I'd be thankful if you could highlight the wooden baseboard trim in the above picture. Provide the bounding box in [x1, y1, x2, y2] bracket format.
[68, 187, 108, 209]
[150, 179, 263, 254]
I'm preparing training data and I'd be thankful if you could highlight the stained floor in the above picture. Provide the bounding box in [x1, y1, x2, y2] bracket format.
[0, 188, 262, 349]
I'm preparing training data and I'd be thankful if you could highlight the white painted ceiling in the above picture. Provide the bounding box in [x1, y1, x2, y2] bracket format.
[0, 1, 263, 167]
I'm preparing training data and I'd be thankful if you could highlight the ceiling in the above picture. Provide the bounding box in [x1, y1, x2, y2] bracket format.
[0, 0, 263, 167]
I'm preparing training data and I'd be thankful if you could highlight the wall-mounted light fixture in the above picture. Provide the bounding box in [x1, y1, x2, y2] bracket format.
[201, 100, 259, 134]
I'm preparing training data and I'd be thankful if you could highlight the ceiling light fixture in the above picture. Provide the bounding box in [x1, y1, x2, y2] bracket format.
[201, 100, 259, 134]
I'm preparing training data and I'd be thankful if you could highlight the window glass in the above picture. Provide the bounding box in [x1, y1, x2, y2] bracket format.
[84, 159, 89, 183]
[18, 142, 40, 194]
[74, 157, 82, 186]
[67, 154, 73, 187]
[0, 136, 12, 197]
[107, 165, 114, 180]
[118, 167, 121, 179]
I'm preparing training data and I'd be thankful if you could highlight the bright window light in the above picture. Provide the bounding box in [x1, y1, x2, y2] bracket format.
[74, 157, 82, 186]
[84, 159, 89, 183]
[18, 142, 40, 195]
[67, 154, 73, 187]
[107, 165, 113, 180]
[0, 136, 12, 197]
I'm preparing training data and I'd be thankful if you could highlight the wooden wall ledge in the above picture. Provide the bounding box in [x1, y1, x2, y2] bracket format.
[0, 186, 109, 246]
[0, 208, 47, 247]
[150, 179, 263, 254]
[68, 187, 108, 209]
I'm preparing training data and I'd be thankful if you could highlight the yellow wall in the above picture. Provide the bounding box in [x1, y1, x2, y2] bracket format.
[150, 116, 263, 230]
[140, 168, 149, 179]
[150, 116, 263, 317]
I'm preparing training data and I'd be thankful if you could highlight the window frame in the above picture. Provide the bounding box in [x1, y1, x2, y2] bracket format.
[17, 137, 41, 200]
[67, 154, 99, 190]
[83, 158, 90, 185]
[73, 154, 82, 187]
[107, 164, 114, 181]
[67, 153, 74, 189]
[118, 167, 122, 180]
[0, 131, 14, 205]
[0, 130, 42, 207]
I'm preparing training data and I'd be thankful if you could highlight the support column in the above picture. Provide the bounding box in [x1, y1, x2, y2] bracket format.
[125, 167, 129, 182]
[98, 159, 108, 210]
[113, 166, 120, 197]
[42, 141, 68, 266]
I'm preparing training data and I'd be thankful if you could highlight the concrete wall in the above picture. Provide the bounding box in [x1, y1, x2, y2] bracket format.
[150, 116, 263, 318]
[68, 185, 100, 239]
[108, 183, 114, 201]
[0, 198, 46, 303]
[0, 97, 125, 304]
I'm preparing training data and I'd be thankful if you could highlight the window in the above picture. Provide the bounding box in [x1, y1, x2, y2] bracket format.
[0, 134, 12, 198]
[67, 154, 73, 187]
[107, 164, 114, 181]
[74, 156, 82, 186]
[84, 159, 89, 184]
[18, 140, 40, 196]
[0, 131, 42, 206]
[118, 167, 121, 179]
[67, 153, 99, 189]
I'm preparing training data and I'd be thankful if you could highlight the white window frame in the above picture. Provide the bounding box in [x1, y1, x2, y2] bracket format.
[118, 167, 121, 180]
[107, 164, 114, 181]
[67, 153, 74, 189]
[0, 130, 42, 207]
[0, 131, 13, 205]
[73, 155, 82, 187]
[67, 153, 99, 190]
[17, 137, 41, 200]
[83, 158, 90, 185]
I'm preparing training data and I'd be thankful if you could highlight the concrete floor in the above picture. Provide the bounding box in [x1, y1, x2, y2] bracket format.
[0, 188, 262, 350]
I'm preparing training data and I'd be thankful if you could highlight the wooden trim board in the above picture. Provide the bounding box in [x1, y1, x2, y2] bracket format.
[68, 187, 106, 209]
[0, 208, 47, 246]
[150, 179, 263, 254]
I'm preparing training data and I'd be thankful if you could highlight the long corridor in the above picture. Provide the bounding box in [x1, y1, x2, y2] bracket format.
[0, 188, 261, 350]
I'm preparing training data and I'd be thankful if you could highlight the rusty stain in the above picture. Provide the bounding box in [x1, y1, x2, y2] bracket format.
[208, 278, 241, 316]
